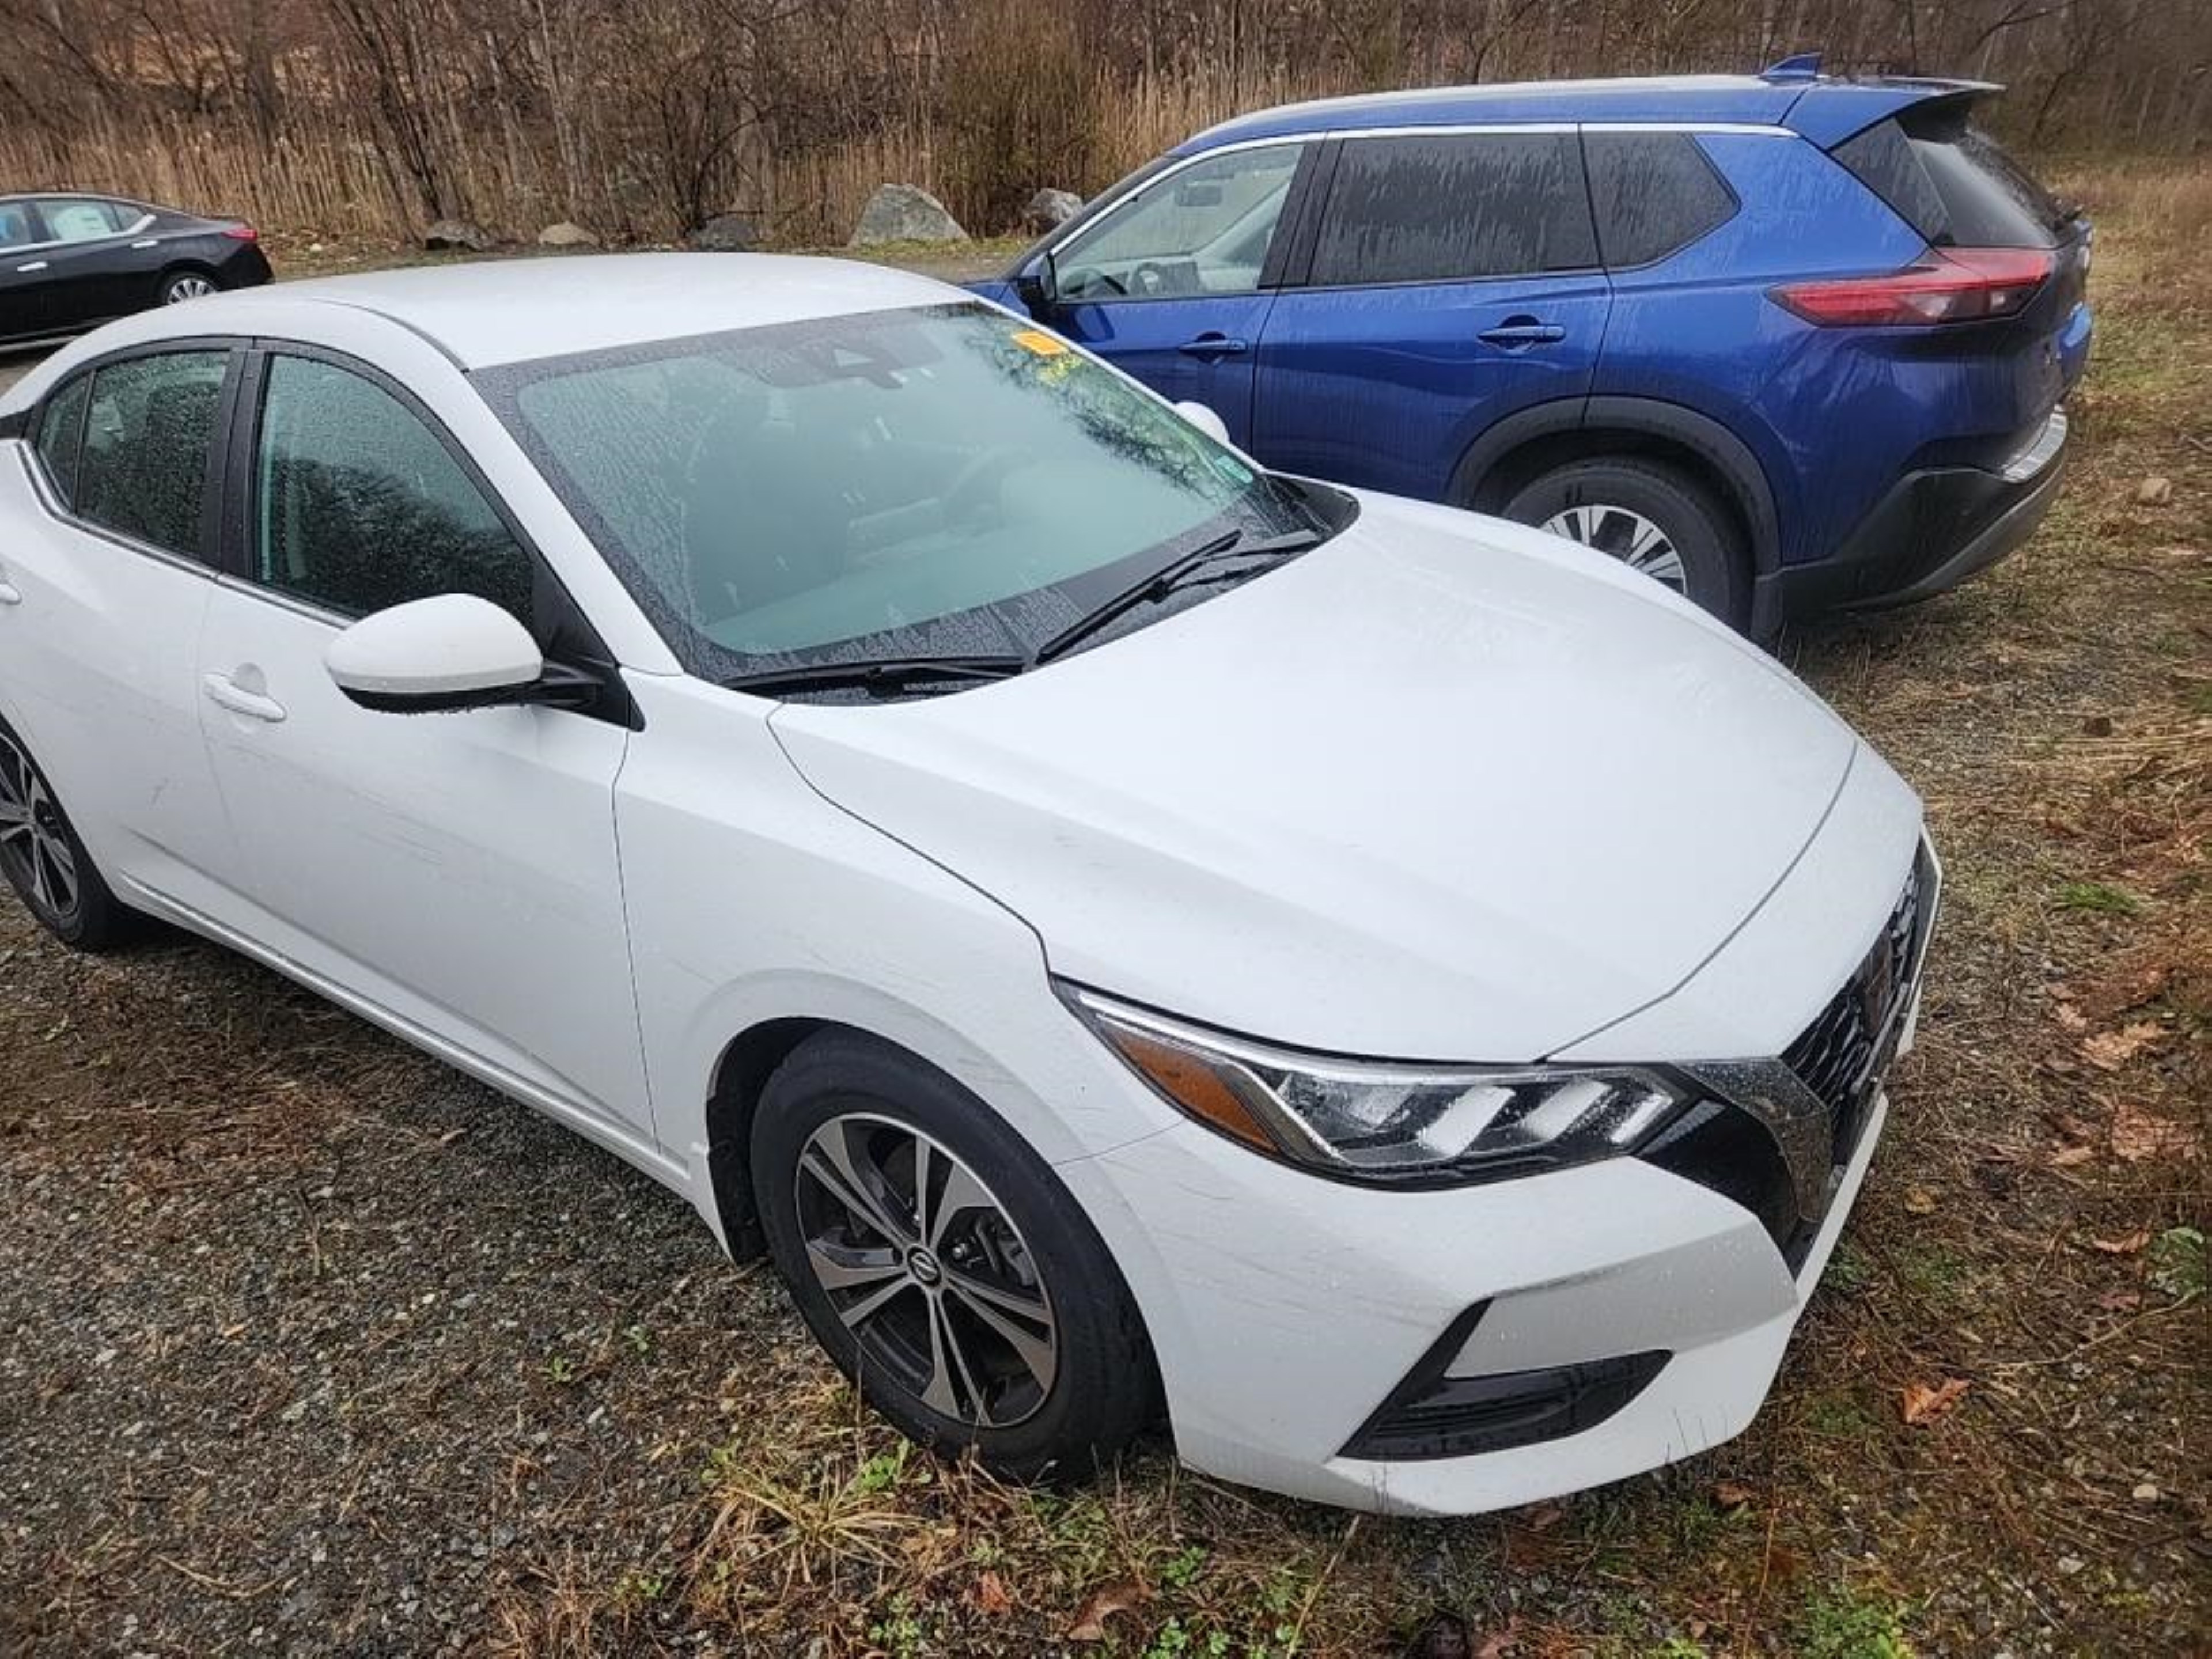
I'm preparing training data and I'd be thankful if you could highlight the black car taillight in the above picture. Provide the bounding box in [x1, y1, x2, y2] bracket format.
[1771, 247, 2052, 326]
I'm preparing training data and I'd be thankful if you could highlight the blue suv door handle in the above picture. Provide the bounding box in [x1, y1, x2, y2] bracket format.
[1177, 334, 1250, 359]
[1478, 318, 1567, 348]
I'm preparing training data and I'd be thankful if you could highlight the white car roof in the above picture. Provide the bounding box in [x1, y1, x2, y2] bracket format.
[145, 253, 968, 370]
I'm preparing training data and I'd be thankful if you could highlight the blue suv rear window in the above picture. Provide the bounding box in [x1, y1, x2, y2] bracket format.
[1833, 107, 2073, 249]
[1583, 131, 1737, 267]
[1306, 132, 1596, 286]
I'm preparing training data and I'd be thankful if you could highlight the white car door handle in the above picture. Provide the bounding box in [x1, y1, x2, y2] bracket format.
[15, 261, 47, 274]
[202, 673, 287, 724]
[131, 238, 160, 249]
[0, 581, 20, 607]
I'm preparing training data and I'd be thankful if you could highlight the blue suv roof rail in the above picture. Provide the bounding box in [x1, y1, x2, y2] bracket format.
[1760, 52, 1824, 82]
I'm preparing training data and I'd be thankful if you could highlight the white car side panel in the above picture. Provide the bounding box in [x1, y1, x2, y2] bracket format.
[193, 585, 654, 1138]
[0, 450, 231, 914]
[612, 676, 1186, 1230]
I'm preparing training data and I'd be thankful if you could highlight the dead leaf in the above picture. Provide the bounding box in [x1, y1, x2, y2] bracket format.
[2097, 1289, 2144, 1312]
[2082, 1021, 2166, 1071]
[1711, 1479, 1758, 1510]
[1473, 1618, 1523, 1659]
[1901, 1377, 1971, 1425]
[2133, 475, 2172, 506]
[437, 1127, 468, 1145]
[2048, 1144, 2096, 1168]
[972, 1570, 1012, 1617]
[2081, 714, 2115, 737]
[2053, 1003, 2090, 1033]
[1904, 1186, 1938, 1215]
[1523, 1500, 1567, 1531]
[2112, 1099, 2199, 1162]
[1066, 1578, 1149, 1643]
[2086, 1229, 2151, 1255]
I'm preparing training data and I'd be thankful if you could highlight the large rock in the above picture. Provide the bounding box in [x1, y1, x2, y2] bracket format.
[423, 218, 494, 252]
[1023, 188, 1082, 232]
[849, 184, 967, 247]
[685, 213, 759, 252]
[536, 221, 599, 248]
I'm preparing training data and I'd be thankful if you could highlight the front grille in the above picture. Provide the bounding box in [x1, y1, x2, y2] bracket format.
[1783, 844, 1934, 1172]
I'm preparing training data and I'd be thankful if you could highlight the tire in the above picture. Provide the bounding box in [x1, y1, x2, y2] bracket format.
[1501, 456, 1749, 627]
[751, 1030, 1158, 1481]
[0, 718, 141, 951]
[158, 269, 221, 305]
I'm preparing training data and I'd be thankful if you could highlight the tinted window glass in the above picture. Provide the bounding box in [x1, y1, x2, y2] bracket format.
[1585, 131, 1736, 267]
[33, 374, 90, 505]
[1835, 110, 2069, 249]
[0, 201, 37, 252]
[40, 199, 123, 243]
[482, 304, 1309, 676]
[1056, 143, 1302, 301]
[1309, 132, 1596, 286]
[253, 354, 533, 623]
[76, 351, 228, 557]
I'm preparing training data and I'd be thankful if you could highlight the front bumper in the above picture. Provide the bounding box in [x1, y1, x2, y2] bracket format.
[1752, 407, 2069, 637]
[1060, 1085, 1892, 1516]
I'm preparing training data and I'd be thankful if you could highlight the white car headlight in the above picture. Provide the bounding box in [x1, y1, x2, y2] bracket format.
[1063, 986, 1689, 1183]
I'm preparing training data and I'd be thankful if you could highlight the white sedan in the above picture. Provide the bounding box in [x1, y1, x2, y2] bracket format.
[0, 255, 1935, 1514]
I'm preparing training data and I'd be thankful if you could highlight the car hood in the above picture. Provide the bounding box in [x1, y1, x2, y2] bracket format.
[770, 493, 1858, 1062]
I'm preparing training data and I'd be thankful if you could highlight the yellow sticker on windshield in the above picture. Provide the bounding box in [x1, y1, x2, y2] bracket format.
[1011, 328, 1070, 357]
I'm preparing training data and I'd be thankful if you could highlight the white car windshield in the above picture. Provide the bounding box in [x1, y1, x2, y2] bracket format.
[478, 302, 1326, 681]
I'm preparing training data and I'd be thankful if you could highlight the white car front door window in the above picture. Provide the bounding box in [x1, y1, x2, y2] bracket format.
[192, 349, 655, 1143]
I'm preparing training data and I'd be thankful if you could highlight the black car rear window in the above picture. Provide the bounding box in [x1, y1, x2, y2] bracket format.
[1584, 130, 1737, 267]
[1307, 131, 1597, 286]
[1833, 105, 2072, 249]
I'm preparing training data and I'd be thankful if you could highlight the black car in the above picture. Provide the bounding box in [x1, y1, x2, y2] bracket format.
[0, 192, 272, 347]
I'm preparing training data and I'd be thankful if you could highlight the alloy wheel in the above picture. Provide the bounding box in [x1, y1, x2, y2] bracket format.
[0, 733, 81, 923]
[1540, 503, 1687, 592]
[794, 1113, 1058, 1427]
[164, 274, 218, 302]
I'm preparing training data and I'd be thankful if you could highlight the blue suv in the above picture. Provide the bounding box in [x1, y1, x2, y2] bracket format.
[970, 65, 2092, 635]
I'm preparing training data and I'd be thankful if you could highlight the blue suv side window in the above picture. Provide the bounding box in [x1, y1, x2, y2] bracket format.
[1583, 131, 1737, 267]
[1054, 144, 1304, 302]
[1307, 132, 1595, 286]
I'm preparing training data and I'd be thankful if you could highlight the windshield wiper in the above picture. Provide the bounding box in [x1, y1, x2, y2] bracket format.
[1031, 526, 1323, 666]
[724, 654, 1028, 698]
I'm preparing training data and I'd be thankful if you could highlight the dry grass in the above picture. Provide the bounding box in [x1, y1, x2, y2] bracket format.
[2, 164, 2206, 1658]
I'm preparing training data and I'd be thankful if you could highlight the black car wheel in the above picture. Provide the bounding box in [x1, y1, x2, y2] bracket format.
[160, 270, 220, 305]
[1503, 457, 1749, 627]
[752, 1030, 1158, 1481]
[0, 720, 139, 950]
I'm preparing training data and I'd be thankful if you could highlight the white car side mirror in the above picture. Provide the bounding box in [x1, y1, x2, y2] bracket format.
[326, 594, 547, 714]
[1173, 400, 1232, 446]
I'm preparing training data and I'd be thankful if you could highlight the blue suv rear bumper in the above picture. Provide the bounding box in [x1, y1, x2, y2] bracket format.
[1750, 408, 2070, 637]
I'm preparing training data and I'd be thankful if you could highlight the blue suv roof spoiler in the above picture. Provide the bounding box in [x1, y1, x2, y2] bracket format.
[1760, 52, 1824, 82]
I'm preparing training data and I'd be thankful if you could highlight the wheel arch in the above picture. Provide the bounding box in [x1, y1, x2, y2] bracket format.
[1453, 397, 1782, 577]
[704, 1014, 838, 1259]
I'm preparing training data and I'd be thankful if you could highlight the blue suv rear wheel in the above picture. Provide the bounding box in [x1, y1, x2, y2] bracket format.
[1502, 458, 1749, 626]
